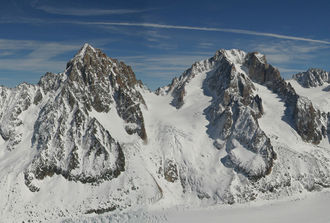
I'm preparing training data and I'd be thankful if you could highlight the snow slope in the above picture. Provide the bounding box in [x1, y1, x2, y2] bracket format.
[288, 79, 330, 113]
[256, 83, 329, 152]
[161, 190, 330, 223]
[0, 45, 330, 222]
[62, 190, 330, 223]
[139, 68, 236, 207]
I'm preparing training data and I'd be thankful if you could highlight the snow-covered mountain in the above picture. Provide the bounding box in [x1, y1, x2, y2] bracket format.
[292, 68, 329, 88]
[289, 69, 330, 113]
[0, 44, 329, 222]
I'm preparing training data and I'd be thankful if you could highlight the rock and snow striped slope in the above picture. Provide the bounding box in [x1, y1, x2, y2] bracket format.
[0, 44, 329, 222]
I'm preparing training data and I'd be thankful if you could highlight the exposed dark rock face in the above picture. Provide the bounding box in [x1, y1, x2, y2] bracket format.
[294, 97, 325, 143]
[163, 49, 276, 179]
[244, 52, 297, 103]
[65, 44, 147, 140]
[25, 102, 126, 191]
[244, 52, 281, 84]
[23, 44, 146, 191]
[2, 45, 330, 220]
[244, 53, 327, 144]
[293, 68, 329, 88]
[162, 49, 328, 180]
[38, 72, 66, 93]
[204, 50, 276, 179]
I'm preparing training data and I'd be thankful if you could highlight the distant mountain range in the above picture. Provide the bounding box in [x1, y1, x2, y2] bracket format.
[0, 44, 329, 222]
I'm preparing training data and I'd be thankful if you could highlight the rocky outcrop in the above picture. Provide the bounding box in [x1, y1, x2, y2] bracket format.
[22, 44, 147, 191]
[293, 68, 329, 88]
[204, 50, 276, 179]
[164, 49, 277, 179]
[156, 59, 212, 108]
[294, 97, 327, 143]
[65, 44, 147, 140]
[244, 53, 327, 144]
[25, 90, 126, 189]
[0, 83, 37, 151]
[164, 159, 179, 182]
[244, 52, 297, 104]
[162, 48, 328, 180]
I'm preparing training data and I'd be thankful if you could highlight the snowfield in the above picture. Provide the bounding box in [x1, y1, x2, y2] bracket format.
[62, 190, 330, 223]
[288, 80, 330, 113]
[0, 45, 329, 222]
[159, 190, 330, 223]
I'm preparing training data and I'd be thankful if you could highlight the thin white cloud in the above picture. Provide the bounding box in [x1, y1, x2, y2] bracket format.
[75, 22, 330, 45]
[36, 6, 148, 16]
[0, 39, 116, 74]
[0, 51, 14, 56]
[251, 40, 330, 78]
[0, 39, 82, 73]
[198, 42, 214, 49]
[2, 16, 329, 46]
[252, 41, 329, 64]
[119, 53, 211, 80]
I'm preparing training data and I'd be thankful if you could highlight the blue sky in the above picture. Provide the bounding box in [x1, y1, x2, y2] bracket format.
[0, 0, 330, 89]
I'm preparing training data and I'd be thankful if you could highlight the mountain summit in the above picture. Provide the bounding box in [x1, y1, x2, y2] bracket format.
[293, 68, 329, 88]
[0, 44, 329, 221]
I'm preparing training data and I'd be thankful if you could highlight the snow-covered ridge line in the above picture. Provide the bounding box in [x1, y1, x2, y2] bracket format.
[0, 44, 329, 221]
[292, 68, 330, 88]
[162, 48, 328, 144]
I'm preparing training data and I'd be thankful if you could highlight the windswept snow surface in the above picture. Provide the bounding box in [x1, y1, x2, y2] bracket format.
[62, 53, 329, 222]
[255, 83, 329, 152]
[139, 69, 235, 208]
[62, 190, 330, 223]
[288, 80, 330, 113]
[162, 191, 330, 223]
[1, 47, 330, 222]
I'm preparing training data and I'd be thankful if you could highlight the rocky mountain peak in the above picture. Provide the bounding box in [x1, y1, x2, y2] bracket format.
[66, 43, 141, 90]
[160, 48, 327, 179]
[216, 49, 247, 65]
[244, 52, 281, 85]
[158, 49, 275, 109]
[157, 48, 276, 178]
[65, 43, 147, 137]
[293, 68, 329, 88]
[23, 44, 148, 192]
[0, 45, 330, 220]
[65, 43, 112, 85]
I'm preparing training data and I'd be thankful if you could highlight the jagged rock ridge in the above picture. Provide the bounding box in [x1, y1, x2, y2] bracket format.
[245, 55, 327, 144]
[160, 50, 277, 179]
[0, 44, 147, 191]
[218, 50, 325, 144]
[293, 68, 329, 88]
[161, 49, 328, 180]
[0, 44, 330, 221]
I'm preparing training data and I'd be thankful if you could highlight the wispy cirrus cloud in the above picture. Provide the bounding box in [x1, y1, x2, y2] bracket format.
[36, 6, 149, 16]
[1, 16, 329, 46]
[0, 38, 115, 72]
[73, 22, 330, 45]
[0, 39, 81, 73]
[251, 40, 330, 78]
[0, 38, 114, 86]
[253, 41, 330, 64]
[119, 52, 211, 79]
